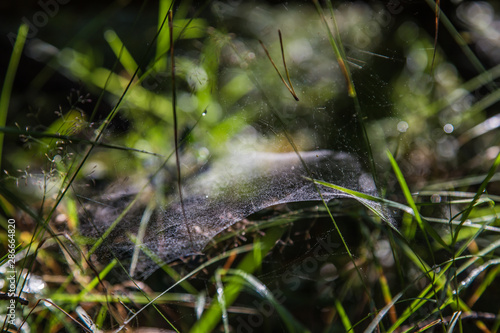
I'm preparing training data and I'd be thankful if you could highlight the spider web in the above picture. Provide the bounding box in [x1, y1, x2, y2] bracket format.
[80, 147, 390, 280]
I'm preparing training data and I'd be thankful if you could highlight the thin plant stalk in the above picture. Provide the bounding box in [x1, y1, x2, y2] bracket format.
[169, 9, 194, 245]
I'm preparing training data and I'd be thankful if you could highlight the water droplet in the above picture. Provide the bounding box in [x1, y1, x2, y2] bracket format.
[443, 123, 454, 133]
[202, 109, 207, 116]
[397, 121, 409, 133]
[430, 194, 441, 203]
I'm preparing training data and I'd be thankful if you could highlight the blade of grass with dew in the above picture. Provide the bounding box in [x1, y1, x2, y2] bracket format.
[224, 268, 310, 333]
[52, 291, 203, 304]
[416, 190, 500, 202]
[214, 269, 230, 332]
[454, 258, 500, 297]
[189, 226, 285, 333]
[335, 298, 353, 332]
[75, 306, 98, 332]
[453, 151, 500, 246]
[386, 149, 449, 250]
[311, 178, 411, 231]
[385, 244, 466, 331]
[0, 23, 28, 168]
[310, 182, 500, 233]
[445, 241, 500, 304]
[447, 311, 462, 332]
[467, 264, 500, 308]
[364, 292, 403, 333]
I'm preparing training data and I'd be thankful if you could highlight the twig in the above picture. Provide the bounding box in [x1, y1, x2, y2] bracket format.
[259, 30, 299, 101]
[0, 292, 28, 306]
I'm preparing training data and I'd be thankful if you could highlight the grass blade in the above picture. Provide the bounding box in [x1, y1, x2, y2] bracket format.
[0, 23, 28, 168]
[104, 29, 140, 78]
[386, 149, 449, 250]
[224, 268, 310, 333]
[189, 226, 285, 333]
[335, 298, 353, 332]
[364, 292, 403, 333]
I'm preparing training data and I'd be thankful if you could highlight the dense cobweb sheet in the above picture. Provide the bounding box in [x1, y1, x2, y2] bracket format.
[80, 150, 385, 279]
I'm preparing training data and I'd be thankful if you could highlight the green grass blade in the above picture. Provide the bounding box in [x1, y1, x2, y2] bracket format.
[225, 268, 310, 333]
[335, 298, 353, 332]
[456, 151, 500, 236]
[78, 259, 117, 297]
[104, 29, 140, 78]
[189, 226, 285, 333]
[386, 149, 449, 250]
[312, 178, 410, 226]
[215, 269, 230, 333]
[0, 23, 28, 168]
